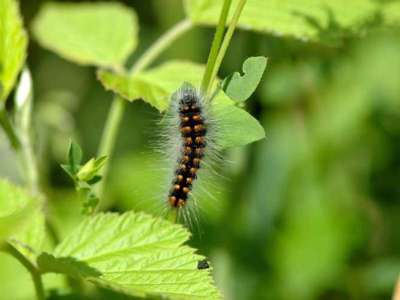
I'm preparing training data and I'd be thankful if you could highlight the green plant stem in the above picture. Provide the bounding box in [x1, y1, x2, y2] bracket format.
[0, 109, 21, 150]
[0, 108, 39, 195]
[17, 101, 40, 196]
[206, 0, 247, 97]
[1, 242, 45, 300]
[201, 0, 232, 93]
[19, 132, 40, 196]
[96, 19, 193, 200]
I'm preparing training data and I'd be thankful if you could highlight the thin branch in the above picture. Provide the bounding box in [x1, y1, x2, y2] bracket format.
[0, 109, 21, 150]
[206, 0, 247, 97]
[201, 0, 233, 93]
[1, 242, 45, 300]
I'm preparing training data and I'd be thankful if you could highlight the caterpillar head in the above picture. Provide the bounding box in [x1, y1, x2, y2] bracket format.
[177, 82, 198, 106]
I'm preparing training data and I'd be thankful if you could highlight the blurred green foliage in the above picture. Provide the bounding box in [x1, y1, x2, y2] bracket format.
[0, 0, 400, 299]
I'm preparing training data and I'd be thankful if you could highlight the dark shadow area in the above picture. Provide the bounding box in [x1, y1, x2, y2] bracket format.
[37, 252, 102, 279]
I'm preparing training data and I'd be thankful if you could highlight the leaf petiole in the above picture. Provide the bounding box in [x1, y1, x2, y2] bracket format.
[201, 0, 233, 94]
[206, 0, 247, 98]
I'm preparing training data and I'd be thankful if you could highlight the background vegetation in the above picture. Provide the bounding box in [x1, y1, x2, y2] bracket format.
[1, 0, 400, 299]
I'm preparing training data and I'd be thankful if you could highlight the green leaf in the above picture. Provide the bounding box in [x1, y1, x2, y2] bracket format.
[61, 164, 75, 180]
[10, 207, 47, 263]
[0, 0, 28, 104]
[0, 181, 46, 263]
[184, 0, 378, 42]
[32, 2, 138, 68]
[212, 96, 265, 149]
[98, 70, 168, 111]
[76, 156, 107, 182]
[38, 212, 221, 300]
[76, 159, 96, 182]
[67, 141, 82, 174]
[222, 56, 267, 102]
[0, 179, 36, 243]
[98, 60, 265, 148]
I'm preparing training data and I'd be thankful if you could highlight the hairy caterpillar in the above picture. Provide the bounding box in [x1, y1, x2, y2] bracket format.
[162, 82, 220, 223]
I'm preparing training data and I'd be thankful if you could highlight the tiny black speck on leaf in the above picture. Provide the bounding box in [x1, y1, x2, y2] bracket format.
[197, 259, 210, 270]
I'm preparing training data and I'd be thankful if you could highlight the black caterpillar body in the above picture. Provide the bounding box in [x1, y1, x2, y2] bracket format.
[168, 87, 207, 208]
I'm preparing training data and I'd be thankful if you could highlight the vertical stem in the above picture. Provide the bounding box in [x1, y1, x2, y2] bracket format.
[1, 69, 40, 196]
[206, 0, 247, 97]
[0, 108, 39, 195]
[18, 112, 40, 196]
[1, 243, 45, 300]
[19, 132, 40, 196]
[0, 109, 21, 150]
[95, 95, 125, 199]
[96, 19, 193, 200]
[201, 0, 232, 93]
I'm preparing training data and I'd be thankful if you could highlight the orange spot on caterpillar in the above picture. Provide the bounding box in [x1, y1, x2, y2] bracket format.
[192, 114, 202, 121]
[181, 126, 191, 134]
[183, 187, 190, 194]
[169, 196, 177, 206]
[181, 116, 190, 122]
[185, 137, 193, 145]
[194, 124, 204, 132]
[195, 137, 205, 144]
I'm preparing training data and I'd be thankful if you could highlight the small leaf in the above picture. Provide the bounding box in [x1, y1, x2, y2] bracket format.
[38, 212, 222, 300]
[76, 159, 96, 182]
[98, 60, 266, 149]
[0, 0, 28, 104]
[93, 156, 107, 170]
[0, 179, 37, 243]
[32, 2, 138, 68]
[76, 156, 107, 182]
[67, 141, 82, 174]
[60, 164, 75, 180]
[222, 56, 267, 102]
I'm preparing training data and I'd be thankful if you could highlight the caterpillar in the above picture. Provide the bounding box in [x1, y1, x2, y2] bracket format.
[163, 82, 219, 222]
